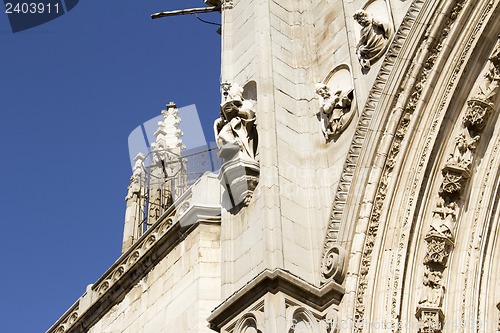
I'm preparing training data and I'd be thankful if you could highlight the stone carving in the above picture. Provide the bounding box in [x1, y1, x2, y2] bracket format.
[497, 302, 500, 332]
[216, 83, 260, 210]
[315, 83, 355, 139]
[463, 37, 500, 130]
[445, 130, 480, 171]
[441, 130, 479, 195]
[479, 36, 500, 103]
[233, 311, 264, 333]
[353, 9, 392, 71]
[286, 306, 323, 333]
[214, 83, 258, 163]
[416, 307, 443, 333]
[440, 169, 467, 194]
[423, 236, 452, 267]
[321, 244, 346, 284]
[419, 269, 445, 307]
[463, 98, 495, 131]
[418, 27, 500, 333]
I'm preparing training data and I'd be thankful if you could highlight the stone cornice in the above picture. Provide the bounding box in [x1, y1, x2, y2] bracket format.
[207, 269, 344, 331]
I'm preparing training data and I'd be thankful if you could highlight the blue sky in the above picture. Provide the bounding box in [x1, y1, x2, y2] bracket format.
[0, 1, 221, 332]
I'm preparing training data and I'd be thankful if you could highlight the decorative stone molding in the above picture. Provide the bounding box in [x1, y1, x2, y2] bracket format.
[215, 82, 259, 210]
[219, 158, 259, 210]
[208, 269, 344, 332]
[344, 0, 470, 328]
[232, 312, 264, 333]
[422, 235, 453, 268]
[320, 244, 346, 285]
[416, 32, 500, 333]
[286, 306, 326, 333]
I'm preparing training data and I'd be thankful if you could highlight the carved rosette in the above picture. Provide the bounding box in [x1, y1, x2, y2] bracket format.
[440, 168, 468, 194]
[423, 234, 453, 268]
[463, 98, 494, 131]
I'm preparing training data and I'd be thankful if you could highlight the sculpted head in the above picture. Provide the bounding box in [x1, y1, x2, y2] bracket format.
[353, 9, 371, 27]
[315, 83, 331, 98]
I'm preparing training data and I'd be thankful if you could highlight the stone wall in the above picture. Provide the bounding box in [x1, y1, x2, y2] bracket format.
[87, 222, 221, 333]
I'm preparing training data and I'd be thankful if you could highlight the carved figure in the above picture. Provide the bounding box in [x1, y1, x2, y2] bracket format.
[353, 9, 391, 70]
[480, 37, 500, 103]
[214, 83, 258, 162]
[445, 130, 480, 170]
[419, 269, 445, 307]
[315, 83, 355, 139]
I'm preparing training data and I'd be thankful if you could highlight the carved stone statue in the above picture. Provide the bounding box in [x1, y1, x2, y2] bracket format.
[315, 83, 355, 139]
[214, 83, 258, 162]
[445, 130, 480, 171]
[353, 9, 392, 70]
[215, 83, 260, 210]
[480, 37, 500, 103]
[419, 269, 445, 307]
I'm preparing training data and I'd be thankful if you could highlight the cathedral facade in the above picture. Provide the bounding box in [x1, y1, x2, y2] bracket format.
[48, 0, 500, 332]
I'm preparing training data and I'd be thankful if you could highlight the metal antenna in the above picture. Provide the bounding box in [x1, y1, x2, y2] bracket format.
[151, 5, 221, 20]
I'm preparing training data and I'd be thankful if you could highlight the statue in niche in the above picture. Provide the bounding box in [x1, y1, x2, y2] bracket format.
[214, 83, 258, 162]
[353, 9, 392, 71]
[445, 129, 480, 171]
[315, 83, 355, 139]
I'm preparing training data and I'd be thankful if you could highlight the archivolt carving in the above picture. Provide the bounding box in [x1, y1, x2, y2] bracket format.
[348, 0, 470, 329]
[417, 34, 500, 333]
[319, 0, 430, 325]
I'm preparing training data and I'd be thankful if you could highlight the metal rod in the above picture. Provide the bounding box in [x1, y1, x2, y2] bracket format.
[151, 6, 221, 20]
